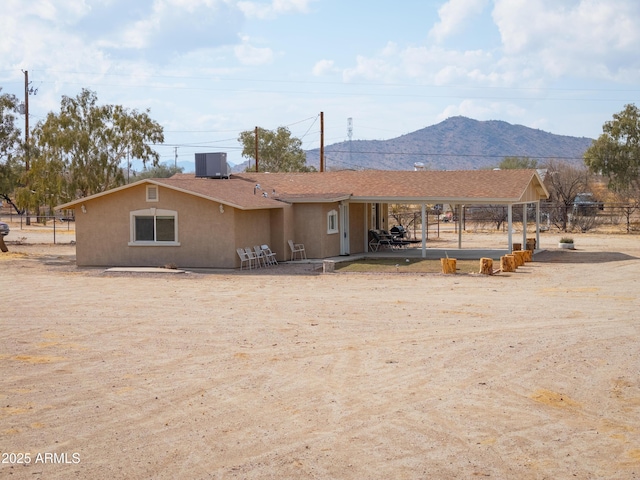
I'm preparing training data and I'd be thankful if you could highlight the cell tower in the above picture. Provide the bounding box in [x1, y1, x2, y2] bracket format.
[347, 117, 353, 166]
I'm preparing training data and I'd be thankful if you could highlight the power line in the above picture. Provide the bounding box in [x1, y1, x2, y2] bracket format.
[5, 69, 640, 94]
[297, 115, 319, 140]
[4, 72, 638, 103]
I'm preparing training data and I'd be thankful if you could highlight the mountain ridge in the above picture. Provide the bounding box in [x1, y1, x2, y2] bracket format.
[304, 116, 593, 171]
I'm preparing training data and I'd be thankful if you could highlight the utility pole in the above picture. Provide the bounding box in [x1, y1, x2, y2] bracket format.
[174, 147, 178, 169]
[254, 126, 259, 172]
[24, 70, 29, 172]
[24, 70, 30, 225]
[320, 111, 324, 172]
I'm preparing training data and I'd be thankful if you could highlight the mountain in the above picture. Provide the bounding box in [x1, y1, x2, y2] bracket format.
[304, 116, 594, 171]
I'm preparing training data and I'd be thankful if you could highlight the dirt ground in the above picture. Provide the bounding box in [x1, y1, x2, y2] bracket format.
[1, 233, 640, 479]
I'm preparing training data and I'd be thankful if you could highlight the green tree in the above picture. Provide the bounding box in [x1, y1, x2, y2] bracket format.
[0, 89, 23, 212]
[132, 163, 184, 180]
[238, 126, 315, 172]
[15, 139, 68, 217]
[584, 104, 640, 194]
[33, 89, 164, 200]
[498, 156, 538, 169]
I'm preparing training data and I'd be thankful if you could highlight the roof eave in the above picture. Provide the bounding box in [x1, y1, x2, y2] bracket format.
[350, 196, 528, 204]
[55, 178, 285, 211]
[55, 179, 152, 210]
[277, 194, 352, 203]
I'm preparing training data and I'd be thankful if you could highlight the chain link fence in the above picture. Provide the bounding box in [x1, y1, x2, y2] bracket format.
[389, 203, 640, 236]
[461, 203, 640, 234]
[0, 213, 76, 245]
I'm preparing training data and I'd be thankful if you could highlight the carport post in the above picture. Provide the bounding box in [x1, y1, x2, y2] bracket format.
[421, 203, 426, 258]
[522, 203, 527, 251]
[458, 205, 463, 249]
[535, 201, 541, 249]
[507, 204, 513, 252]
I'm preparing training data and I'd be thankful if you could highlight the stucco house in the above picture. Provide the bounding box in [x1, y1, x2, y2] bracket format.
[55, 169, 549, 268]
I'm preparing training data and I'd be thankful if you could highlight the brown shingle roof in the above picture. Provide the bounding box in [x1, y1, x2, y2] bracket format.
[56, 169, 548, 211]
[153, 176, 284, 209]
[55, 175, 286, 211]
[235, 169, 548, 203]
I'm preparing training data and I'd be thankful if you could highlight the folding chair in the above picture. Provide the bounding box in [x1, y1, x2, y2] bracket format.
[244, 247, 260, 268]
[236, 248, 252, 270]
[253, 245, 268, 268]
[261, 244, 278, 265]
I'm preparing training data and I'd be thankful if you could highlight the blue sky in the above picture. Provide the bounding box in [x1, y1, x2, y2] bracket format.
[2, 0, 639, 169]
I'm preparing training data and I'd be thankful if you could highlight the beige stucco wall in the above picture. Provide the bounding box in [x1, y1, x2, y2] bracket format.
[291, 203, 341, 259]
[74, 184, 279, 268]
[268, 208, 287, 263]
[348, 203, 366, 254]
[234, 208, 273, 263]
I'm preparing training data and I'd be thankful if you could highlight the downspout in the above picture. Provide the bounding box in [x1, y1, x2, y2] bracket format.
[507, 204, 513, 252]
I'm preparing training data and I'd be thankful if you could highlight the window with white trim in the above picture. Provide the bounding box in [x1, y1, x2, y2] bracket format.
[129, 208, 180, 246]
[146, 185, 159, 202]
[327, 209, 338, 234]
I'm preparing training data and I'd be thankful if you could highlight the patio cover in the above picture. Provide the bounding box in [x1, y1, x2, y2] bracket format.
[236, 169, 550, 255]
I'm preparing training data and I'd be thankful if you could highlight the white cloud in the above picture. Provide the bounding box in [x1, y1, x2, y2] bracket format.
[493, 0, 640, 79]
[104, 0, 243, 54]
[400, 46, 494, 83]
[237, 0, 315, 19]
[342, 55, 396, 83]
[429, 0, 489, 43]
[339, 0, 640, 92]
[312, 59, 336, 76]
[437, 99, 526, 122]
[7, 0, 90, 24]
[234, 37, 274, 65]
[340, 43, 523, 89]
[0, 2, 113, 81]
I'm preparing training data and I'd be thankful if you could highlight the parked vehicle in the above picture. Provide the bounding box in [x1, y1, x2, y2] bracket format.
[573, 193, 604, 215]
[0, 221, 9, 236]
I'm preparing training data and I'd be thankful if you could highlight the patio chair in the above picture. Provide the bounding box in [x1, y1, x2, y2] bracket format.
[380, 229, 412, 249]
[368, 230, 394, 251]
[261, 244, 278, 265]
[244, 247, 261, 268]
[236, 248, 252, 270]
[288, 240, 306, 260]
[253, 245, 268, 267]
